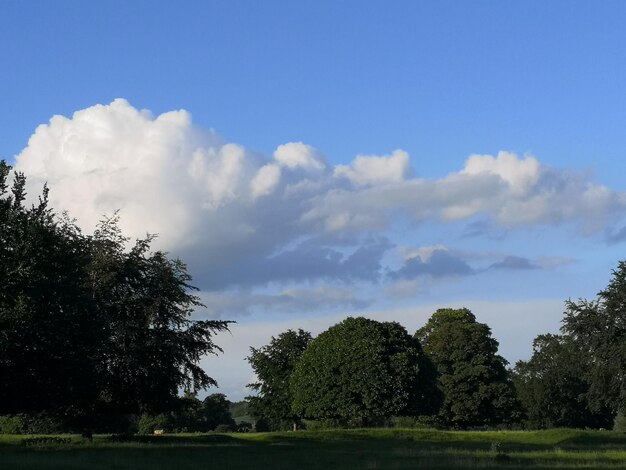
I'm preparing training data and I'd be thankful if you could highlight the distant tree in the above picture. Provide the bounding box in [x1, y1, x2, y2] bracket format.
[229, 400, 250, 420]
[560, 261, 626, 418]
[201, 393, 236, 431]
[512, 334, 612, 429]
[138, 413, 170, 434]
[416, 308, 521, 428]
[290, 317, 439, 426]
[247, 329, 312, 431]
[0, 160, 231, 435]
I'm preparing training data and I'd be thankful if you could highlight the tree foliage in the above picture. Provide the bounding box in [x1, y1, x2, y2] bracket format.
[560, 261, 626, 417]
[247, 329, 312, 430]
[512, 334, 612, 429]
[416, 308, 521, 428]
[290, 317, 439, 425]
[137, 393, 236, 434]
[0, 161, 100, 418]
[0, 161, 230, 429]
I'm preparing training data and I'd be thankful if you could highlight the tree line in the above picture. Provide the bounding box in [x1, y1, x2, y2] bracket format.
[2, 159, 626, 434]
[247, 309, 520, 430]
[247, 271, 626, 431]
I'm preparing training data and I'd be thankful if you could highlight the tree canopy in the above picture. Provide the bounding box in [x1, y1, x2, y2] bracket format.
[416, 308, 520, 428]
[512, 334, 612, 429]
[290, 317, 439, 425]
[0, 161, 230, 431]
[247, 329, 312, 431]
[559, 261, 626, 417]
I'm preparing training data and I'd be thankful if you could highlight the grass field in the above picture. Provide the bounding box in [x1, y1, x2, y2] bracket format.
[2, 428, 626, 469]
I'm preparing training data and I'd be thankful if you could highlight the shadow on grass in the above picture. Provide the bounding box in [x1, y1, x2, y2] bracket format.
[104, 433, 242, 445]
[4, 430, 626, 469]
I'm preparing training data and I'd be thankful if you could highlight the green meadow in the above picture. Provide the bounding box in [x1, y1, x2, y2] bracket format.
[3, 428, 626, 469]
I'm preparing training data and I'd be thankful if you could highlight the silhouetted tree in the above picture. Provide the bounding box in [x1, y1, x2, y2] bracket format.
[0, 160, 231, 434]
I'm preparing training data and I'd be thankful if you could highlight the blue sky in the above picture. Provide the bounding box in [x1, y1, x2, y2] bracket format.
[3, 1, 626, 399]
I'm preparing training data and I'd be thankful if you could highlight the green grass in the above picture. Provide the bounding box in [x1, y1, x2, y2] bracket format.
[2, 428, 626, 469]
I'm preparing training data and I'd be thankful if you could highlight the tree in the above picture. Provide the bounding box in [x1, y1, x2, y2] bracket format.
[247, 329, 312, 431]
[560, 261, 626, 418]
[85, 213, 231, 420]
[512, 334, 612, 429]
[0, 162, 101, 421]
[0, 161, 231, 433]
[416, 308, 521, 428]
[138, 392, 236, 433]
[290, 317, 439, 426]
[200, 393, 236, 431]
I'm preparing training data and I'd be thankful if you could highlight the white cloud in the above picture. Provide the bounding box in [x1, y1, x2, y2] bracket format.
[305, 151, 626, 233]
[250, 163, 281, 199]
[334, 149, 411, 186]
[462, 151, 540, 195]
[13, 100, 626, 291]
[273, 142, 325, 172]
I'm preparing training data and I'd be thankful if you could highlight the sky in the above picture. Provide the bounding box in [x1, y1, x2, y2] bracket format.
[2, 1, 626, 400]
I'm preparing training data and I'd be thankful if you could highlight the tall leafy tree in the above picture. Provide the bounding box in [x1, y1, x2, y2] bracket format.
[561, 261, 626, 417]
[86, 213, 231, 419]
[247, 329, 312, 431]
[416, 308, 521, 428]
[290, 317, 439, 426]
[512, 334, 612, 429]
[0, 161, 231, 433]
[0, 162, 100, 419]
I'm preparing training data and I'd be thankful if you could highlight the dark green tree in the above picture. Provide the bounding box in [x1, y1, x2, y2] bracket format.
[290, 317, 439, 426]
[86, 213, 231, 421]
[512, 334, 612, 429]
[200, 393, 236, 431]
[0, 162, 101, 421]
[139, 392, 236, 433]
[247, 329, 312, 431]
[416, 308, 521, 428]
[0, 161, 231, 434]
[561, 261, 626, 418]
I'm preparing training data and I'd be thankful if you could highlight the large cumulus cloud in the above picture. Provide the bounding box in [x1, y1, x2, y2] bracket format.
[13, 99, 626, 307]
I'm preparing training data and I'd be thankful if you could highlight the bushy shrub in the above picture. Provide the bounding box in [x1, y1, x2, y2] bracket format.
[236, 421, 253, 432]
[254, 417, 270, 432]
[0, 413, 64, 434]
[0, 415, 24, 434]
[214, 424, 233, 433]
[138, 414, 170, 434]
[22, 413, 64, 434]
[614, 411, 626, 432]
[390, 415, 440, 429]
[22, 436, 72, 446]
